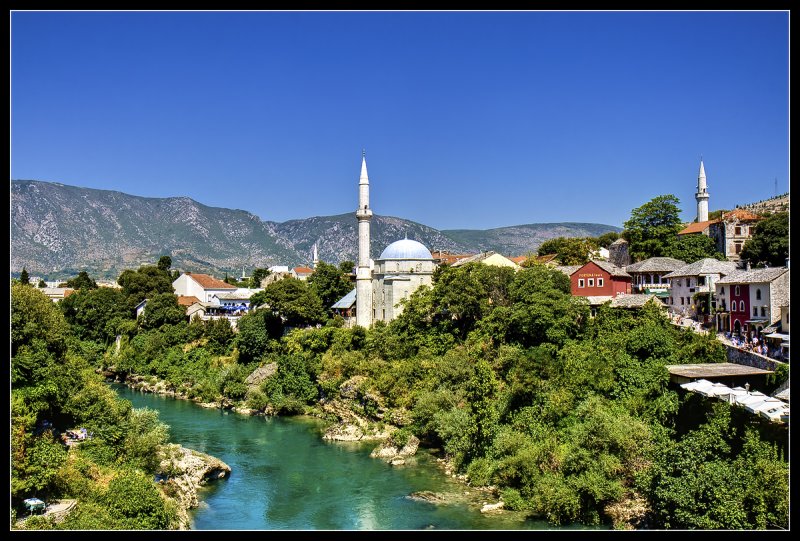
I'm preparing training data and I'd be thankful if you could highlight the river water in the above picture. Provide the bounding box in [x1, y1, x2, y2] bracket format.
[113, 384, 600, 531]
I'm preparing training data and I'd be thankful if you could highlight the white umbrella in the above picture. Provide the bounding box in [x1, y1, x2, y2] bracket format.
[760, 405, 789, 423]
[704, 382, 733, 398]
[747, 398, 786, 415]
[732, 391, 767, 408]
[682, 379, 714, 394]
[718, 386, 749, 403]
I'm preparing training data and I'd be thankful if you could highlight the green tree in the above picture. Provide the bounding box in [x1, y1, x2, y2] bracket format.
[139, 293, 186, 330]
[307, 261, 353, 313]
[595, 231, 621, 248]
[65, 271, 98, 290]
[623, 195, 683, 261]
[204, 317, 235, 355]
[740, 212, 789, 267]
[19, 267, 30, 285]
[663, 234, 726, 263]
[465, 359, 499, 462]
[157, 255, 172, 272]
[60, 286, 133, 343]
[37, 279, 47, 288]
[251, 277, 326, 327]
[249, 268, 270, 289]
[235, 309, 284, 363]
[104, 470, 176, 529]
[339, 261, 356, 274]
[538, 237, 598, 265]
[118, 264, 174, 307]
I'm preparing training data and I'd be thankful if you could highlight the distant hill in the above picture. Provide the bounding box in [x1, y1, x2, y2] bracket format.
[441, 223, 623, 256]
[10, 180, 622, 279]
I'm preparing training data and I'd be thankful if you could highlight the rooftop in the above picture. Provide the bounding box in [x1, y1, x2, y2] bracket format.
[586, 259, 631, 278]
[662, 258, 738, 279]
[665, 363, 773, 379]
[625, 257, 687, 273]
[185, 273, 237, 290]
[716, 266, 789, 285]
[678, 220, 718, 235]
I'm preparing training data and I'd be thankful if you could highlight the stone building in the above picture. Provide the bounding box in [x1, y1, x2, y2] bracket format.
[714, 266, 790, 337]
[339, 153, 436, 328]
[661, 258, 738, 323]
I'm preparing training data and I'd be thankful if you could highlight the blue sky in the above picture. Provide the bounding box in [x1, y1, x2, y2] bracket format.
[11, 10, 789, 231]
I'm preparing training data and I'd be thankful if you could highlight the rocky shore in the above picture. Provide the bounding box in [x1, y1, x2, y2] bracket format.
[156, 444, 231, 530]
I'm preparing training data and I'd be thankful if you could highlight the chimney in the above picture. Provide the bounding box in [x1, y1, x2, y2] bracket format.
[745, 260, 751, 271]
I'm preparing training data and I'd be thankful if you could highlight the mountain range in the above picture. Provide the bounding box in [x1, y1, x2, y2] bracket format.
[10, 180, 621, 279]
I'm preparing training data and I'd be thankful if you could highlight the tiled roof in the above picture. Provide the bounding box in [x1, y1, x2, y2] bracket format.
[625, 257, 687, 273]
[610, 293, 663, 309]
[293, 267, 314, 274]
[509, 255, 530, 264]
[662, 258, 738, 279]
[177, 295, 201, 306]
[555, 265, 581, 276]
[186, 273, 237, 290]
[722, 208, 762, 222]
[678, 220, 717, 235]
[588, 259, 631, 278]
[535, 254, 559, 264]
[716, 267, 789, 285]
[585, 295, 613, 305]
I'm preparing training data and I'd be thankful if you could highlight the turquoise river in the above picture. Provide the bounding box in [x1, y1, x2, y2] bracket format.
[113, 384, 603, 531]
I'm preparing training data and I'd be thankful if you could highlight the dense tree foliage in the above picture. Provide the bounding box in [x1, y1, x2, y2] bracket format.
[537, 236, 598, 265]
[13, 245, 788, 530]
[663, 234, 726, 263]
[251, 276, 326, 327]
[65, 271, 98, 290]
[307, 261, 353, 313]
[740, 212, 789, 268]
[60, 287, 132, 344]
[11, 283, 178, 529]
[117, 265, 174, 307]
[623, 195, 684, 262]
[20, 267, 30, 285]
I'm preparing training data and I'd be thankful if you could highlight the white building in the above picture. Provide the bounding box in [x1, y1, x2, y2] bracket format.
[662, 258, 738, 321]
[372, 238, 436, 323]
[338, 152, 436, 327]
[172, 272, 238, 303]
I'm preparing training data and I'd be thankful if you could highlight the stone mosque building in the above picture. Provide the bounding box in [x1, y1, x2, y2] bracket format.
[335, 152, 435, 327]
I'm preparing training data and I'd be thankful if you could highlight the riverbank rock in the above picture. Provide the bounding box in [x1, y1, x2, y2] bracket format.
[407, 491, 448, 504]
[480, 501, 505, 513]
[320, 398, 392, 442]
[157, 444, 231, 530]
[370, 435, 420, 464]
[604, 492, 651, 530]
[245, 363, 278, 390]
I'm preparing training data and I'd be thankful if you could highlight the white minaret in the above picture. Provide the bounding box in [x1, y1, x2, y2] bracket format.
[355, 150, 373, 328]
[695, 159, 709, 222]
[312, 242, 319, 269]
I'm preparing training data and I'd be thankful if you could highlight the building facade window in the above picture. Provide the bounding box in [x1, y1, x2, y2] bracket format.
[721, 286, 725, 294]
[735, 226, 742, 235]
[739, 300, 745, 312]
[735, 285, 740, 296]
[761, 307, 766, 317]
[597, 278, 604, 287]
[698, 276, 705, 286]
[588, 278, 594, 287]
[670, 297, 673, 305]
[756, 289, 761, 300]
[680, 297, 684, 305]
[578, 279, 585, 288]
[753, 307, 758, 317]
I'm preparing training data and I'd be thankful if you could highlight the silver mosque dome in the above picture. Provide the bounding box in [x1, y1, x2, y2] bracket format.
[379, 238, 433, 260]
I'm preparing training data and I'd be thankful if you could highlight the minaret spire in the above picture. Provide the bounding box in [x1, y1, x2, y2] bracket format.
[695, 158, 709, 222]
[356, 151, 373, 328]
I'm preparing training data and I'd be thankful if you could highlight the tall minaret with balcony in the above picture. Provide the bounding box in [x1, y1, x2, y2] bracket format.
[696, 159, 709, 222]
[355, 150, 373, 328]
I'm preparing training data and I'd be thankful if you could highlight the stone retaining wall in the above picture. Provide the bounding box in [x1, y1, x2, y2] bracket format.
[725, 345, 785, 372]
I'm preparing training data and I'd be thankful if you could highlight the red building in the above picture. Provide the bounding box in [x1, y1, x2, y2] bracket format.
[570, 260, 632, 297]
[726, 283, 751, 335]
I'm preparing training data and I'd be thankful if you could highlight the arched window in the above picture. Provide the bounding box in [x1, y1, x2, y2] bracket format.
[756, 289, 761, 300]
[735, 285, 740, 296]
[739, 300, 745, 312]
